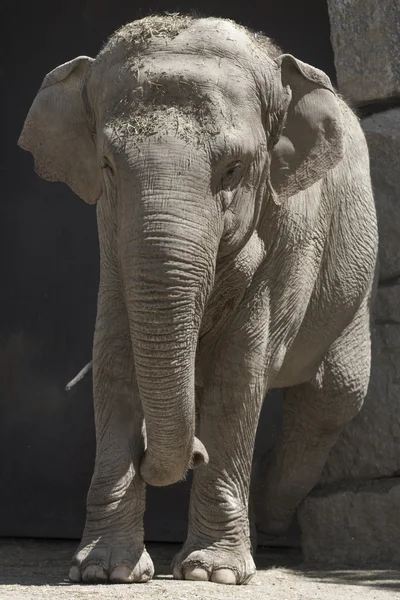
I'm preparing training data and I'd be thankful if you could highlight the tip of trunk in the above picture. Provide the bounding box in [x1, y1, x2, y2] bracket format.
[140, 437, 209, 487]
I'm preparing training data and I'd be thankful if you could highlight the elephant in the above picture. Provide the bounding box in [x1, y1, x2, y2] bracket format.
[18, 14, 378, 586]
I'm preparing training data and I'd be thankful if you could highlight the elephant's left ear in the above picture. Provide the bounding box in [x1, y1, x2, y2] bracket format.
[269, 55, 344, 204]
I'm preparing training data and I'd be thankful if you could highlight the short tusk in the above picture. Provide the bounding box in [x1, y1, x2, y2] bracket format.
[65, 361, 92, 391]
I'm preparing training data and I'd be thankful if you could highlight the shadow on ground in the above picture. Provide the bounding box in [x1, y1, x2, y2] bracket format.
[290, 566, 400, 592]
[255, 547, 400, 593]
[0, 538, 399, 593]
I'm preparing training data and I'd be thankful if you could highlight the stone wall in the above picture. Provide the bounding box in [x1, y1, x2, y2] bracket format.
[298, 0, 400, 565]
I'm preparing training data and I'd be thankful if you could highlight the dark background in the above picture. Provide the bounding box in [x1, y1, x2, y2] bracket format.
[0, 0, 335, 542]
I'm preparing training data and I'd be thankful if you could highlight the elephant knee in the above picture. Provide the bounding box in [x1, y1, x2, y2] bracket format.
[319, 389, 365, 435]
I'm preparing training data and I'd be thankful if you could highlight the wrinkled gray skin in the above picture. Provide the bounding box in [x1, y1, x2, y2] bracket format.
[19, 15, 378, 586]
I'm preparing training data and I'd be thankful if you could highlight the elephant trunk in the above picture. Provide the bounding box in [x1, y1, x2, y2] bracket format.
[121, 186, 216, 487]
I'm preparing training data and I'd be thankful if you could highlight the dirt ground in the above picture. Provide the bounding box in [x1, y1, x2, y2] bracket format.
[0, 539, 399, 600]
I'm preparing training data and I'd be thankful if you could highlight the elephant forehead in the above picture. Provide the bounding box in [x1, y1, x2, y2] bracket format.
[95, 50, 256, 107]
[90, 17, 270, 147]
[92, 16, 268, 108]
[94, 54, 257, 146]
[106, 102, 220, 147]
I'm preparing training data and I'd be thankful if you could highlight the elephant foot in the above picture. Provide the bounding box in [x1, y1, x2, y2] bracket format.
[255, 510, 295, 537]
[251, 457, 297, 537]
[253, 488, 296, 536]
[69, 538, 154, 584]
[172, 542, 256, 585]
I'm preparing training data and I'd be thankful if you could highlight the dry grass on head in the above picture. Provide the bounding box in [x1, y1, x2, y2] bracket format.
[98, 13, 280, 147]
[105, 13, 194, 54]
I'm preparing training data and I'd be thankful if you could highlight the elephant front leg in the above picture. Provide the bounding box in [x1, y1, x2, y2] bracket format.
[173, 380, 264, 585]
[69, 288, 154, 584]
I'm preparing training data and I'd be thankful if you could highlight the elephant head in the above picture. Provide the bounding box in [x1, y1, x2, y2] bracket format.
[18, 15, 344, 487]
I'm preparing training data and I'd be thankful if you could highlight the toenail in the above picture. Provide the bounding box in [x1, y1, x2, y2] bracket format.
[211, 568, 237, 584]
[68, 566, 81, 583]
[185, 566, 209, 581]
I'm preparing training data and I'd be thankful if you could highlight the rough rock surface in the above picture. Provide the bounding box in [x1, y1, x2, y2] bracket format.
[299, 478, 400, 565]
[321, 320, 400, 483]
[362, 109, 400, 281]
[327, 0, 400, 103]
[301, 2, 400, 569]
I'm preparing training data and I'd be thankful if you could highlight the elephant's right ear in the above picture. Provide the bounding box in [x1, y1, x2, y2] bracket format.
[18, 56, 101, 204]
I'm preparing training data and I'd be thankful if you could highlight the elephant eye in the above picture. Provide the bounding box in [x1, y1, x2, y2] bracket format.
[101, 157, 115, 176]
[221, 161, 244, 191]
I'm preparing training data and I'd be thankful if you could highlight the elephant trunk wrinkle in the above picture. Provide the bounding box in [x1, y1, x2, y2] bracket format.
[123, 249, 210, 488]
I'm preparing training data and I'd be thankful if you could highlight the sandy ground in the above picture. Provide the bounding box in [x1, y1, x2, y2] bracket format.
[0, 539, 399, 600]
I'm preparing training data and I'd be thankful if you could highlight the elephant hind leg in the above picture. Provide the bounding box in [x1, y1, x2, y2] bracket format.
[253, 305, 371, 536]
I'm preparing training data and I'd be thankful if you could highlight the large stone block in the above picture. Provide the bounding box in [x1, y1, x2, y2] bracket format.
[327, 0, 400, 103]
[298, 478, 400, 565]
[362, 109, 400, 281]
[321, 318, 400, 483]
